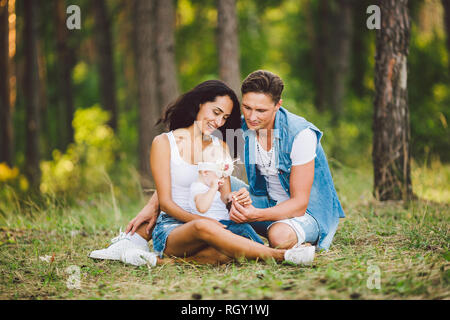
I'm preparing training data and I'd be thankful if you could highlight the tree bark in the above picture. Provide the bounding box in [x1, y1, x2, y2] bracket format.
[0, 0, 13, 166]
[54, 0, 76, 148]
[155, 0, 179, 109]
[217, 0, 241, 96]
[373, 0, 413, 201]
[24, 0, 41, 190]
[93, 0, 118, 132]
[134, 0, 160, 189]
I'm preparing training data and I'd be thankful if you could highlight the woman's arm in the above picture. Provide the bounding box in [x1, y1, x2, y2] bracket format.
[151, 134, 222, 224]
[125, 192, 160, 235]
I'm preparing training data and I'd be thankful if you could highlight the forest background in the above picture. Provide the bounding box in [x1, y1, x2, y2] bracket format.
[0, 0, 448, 300]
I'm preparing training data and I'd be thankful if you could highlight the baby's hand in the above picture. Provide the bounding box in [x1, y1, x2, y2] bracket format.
[212, 177, 225, 189]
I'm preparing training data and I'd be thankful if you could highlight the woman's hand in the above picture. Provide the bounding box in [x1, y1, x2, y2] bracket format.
[125, 199, 160, 236]
[230, 187, 252, 207]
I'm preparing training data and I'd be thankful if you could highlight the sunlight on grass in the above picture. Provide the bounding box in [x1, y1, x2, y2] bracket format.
[412, 159, 450, 203]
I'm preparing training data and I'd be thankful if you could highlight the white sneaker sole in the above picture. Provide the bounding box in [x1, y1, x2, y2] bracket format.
[89, 250, 120, 261]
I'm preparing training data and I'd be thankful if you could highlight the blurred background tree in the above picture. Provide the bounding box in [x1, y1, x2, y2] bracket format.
[0, 0, 448, 204]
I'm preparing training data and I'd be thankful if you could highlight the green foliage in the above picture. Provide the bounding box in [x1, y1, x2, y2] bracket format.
[176, 0, 218, 91]
[40, 106, 119, 196]
[409, 23, 450, 162]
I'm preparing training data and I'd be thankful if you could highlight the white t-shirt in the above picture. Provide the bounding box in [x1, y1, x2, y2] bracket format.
[255, 128, 317, 203]
[189, 181, 229, 221]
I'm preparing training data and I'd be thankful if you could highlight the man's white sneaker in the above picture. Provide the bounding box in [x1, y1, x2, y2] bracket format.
[284, 244, 315, 265]
[89, 230, 149, 261]
[120, 248, 158, 267]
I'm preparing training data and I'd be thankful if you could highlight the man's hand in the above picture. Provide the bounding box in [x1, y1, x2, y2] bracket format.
[125, 202, 160, 236]
[229, 199, 261, 223]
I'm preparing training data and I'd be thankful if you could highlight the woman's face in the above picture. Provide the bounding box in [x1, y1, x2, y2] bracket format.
[196, 95, 234, 135]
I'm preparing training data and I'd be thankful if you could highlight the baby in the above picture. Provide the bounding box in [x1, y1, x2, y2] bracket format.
[189, 145, 264, 244]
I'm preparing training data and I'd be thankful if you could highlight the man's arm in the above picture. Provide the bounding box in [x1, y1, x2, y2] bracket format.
[230, 159, 315, 222]
[258, 159, 314, 220]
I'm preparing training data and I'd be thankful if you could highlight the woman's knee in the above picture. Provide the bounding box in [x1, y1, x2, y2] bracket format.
[191, 219, 219, 239]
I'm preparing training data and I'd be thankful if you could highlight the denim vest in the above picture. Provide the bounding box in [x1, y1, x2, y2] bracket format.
[242, 107, 345, 251]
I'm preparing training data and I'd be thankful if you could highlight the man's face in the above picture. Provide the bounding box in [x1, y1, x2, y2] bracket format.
[241, 92, 281, 131]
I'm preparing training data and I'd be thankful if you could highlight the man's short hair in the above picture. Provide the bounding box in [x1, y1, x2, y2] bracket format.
[241, 70, 284, 104]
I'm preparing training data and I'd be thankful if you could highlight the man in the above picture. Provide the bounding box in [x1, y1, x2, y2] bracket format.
[97, 70, 344, 264]
[228, 70, 345, 252]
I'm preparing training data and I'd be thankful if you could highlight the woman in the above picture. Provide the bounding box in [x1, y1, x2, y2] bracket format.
[89, 80, 312, 266]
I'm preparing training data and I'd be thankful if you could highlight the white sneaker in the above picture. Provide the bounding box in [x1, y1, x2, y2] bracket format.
[284, 244, 315, 265]
[120, 248, 158, 267]
[89, 229, 149, 261]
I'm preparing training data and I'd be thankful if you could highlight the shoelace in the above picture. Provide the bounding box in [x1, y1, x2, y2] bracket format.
[110, 228, 130, 244]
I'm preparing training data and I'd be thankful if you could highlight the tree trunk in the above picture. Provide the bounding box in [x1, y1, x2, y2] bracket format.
[55, 0, 76, 148]
[309, 0, 329, 113]
[217, 0, 241, 95]
[0, 0, 13, 166]
[309, 0, 353, 119]
[155, 0, 179, 109]
[24, 0, 41, 190]
[93, 0, 118, 132]
[350, 0, 372, 98]
[134, 0, 160, 189]
[442, 0, 450, 73]
[373, 0, 412, 201]
[217, 0, 247, 181]
[327, 0, 353, 124]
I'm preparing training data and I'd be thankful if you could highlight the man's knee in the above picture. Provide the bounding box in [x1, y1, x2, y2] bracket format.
[267, 223, 297, 249]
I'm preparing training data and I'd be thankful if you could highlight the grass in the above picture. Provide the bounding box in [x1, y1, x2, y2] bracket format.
[0, 162, 449, 300]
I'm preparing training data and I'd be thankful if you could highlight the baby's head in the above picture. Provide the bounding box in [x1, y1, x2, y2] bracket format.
[198, 145, 234, 187]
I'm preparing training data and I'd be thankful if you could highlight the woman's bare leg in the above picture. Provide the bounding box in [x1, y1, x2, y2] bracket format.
[164, 219, 286, 262]
[134, 221, 230, 265]
[134, 220, 284, 264]
[176, 246, 233, 264]
[135, 222, 152, 242]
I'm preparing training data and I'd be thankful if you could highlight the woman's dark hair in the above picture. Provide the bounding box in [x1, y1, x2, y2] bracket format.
[157, 80, 242, 156]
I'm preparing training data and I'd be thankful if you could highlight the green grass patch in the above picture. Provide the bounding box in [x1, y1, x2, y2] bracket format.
[0, 163, 448, 299]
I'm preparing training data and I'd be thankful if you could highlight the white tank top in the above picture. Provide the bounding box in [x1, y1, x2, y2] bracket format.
[165, 131, 220, 212]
